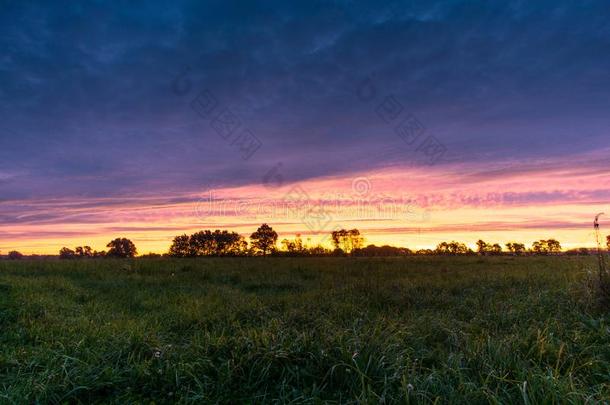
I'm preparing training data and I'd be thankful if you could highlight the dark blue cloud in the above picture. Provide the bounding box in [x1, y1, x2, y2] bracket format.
[1, 0, 610, 200]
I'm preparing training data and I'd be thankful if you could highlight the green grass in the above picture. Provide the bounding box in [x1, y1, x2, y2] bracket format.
[0, 257, 609, 403]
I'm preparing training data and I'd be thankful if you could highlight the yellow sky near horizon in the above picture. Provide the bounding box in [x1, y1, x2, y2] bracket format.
[2, 157, 609, 255]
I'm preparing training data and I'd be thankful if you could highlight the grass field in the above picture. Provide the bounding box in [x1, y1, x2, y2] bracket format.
[0, 257, 609, 403]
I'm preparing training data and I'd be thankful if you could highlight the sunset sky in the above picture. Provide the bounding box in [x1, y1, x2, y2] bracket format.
[2, 0, 610, 254]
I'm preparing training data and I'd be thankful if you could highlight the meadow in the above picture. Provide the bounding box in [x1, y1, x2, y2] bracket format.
[0, 256, 609, 403]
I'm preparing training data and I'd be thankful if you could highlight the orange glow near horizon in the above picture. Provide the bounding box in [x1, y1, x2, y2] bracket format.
[2, 154, 609, 255]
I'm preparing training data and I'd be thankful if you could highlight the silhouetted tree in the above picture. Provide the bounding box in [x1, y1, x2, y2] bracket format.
[168, 234, 191, 257]
[75, 246, 93, 258]
[506, 243, 526, 255]
[7, 251, 23, 260]
[606, 235, 610, 251]
[281, 234, 305, 255]
[331, 229, 363, 254]
[531, 239, 562, 255]
[281, 239, 294, 252]
[60, 246, 104, 259]
[250, 224, 278, 256]
[547, 239, 562, 254]
[190, 230, 246, 256]
[436, 242, 450, 255]
[435, 241, 469, 255]
[169, 231, 246, 257]
[490, 243, 503, 255]
[306, 245, 331, 256]
[476, 240, 487, 255]
[212, 230, 247, 256]
[106, 238, 137, 258]
[352, 244, 412, 257]
[59, 247, 76, 260]
[477, 240, 503, 255]
[189, 231, 215, 256]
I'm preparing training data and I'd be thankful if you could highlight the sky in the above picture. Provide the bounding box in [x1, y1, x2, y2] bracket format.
[1, 0, 610, 254]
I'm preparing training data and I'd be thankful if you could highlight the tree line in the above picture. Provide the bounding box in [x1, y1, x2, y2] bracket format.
[2, 226, 609, 259]
[58, 238, 137, 259]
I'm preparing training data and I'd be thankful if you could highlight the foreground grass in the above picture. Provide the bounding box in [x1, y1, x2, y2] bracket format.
[0, 257, 608, 403]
